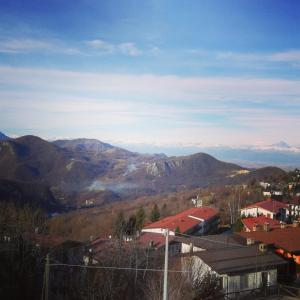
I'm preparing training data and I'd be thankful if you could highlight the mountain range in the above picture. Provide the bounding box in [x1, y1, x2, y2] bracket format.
[0, 132, 287, 211]
[120, 141, 300, 170]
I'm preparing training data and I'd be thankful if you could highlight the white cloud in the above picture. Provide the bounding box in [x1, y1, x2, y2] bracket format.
[0, 37, 142, 56]
[118, 42, 141, 56]
[0, 38, 80, 55]
[269, 50, 300, 64]
[1, 66, 299, 146]
[0, 66, 299, 103]
[85, 39, 142, 56]
[85, 39, 115, 53]
[216, 49, 300, 67]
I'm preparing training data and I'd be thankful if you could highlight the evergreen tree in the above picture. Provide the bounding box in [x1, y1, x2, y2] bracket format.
[150, 204, 160, 222]
[135, 207, 146, 231]
[125, 214, 137, 236]
[175, 226, 181, 235]
[114, 210, 126, 239]
[233, 217, 244, 232]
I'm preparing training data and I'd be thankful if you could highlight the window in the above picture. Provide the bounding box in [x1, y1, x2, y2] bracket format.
[261, 272, 268, 287]
[240, 274, 249, 290]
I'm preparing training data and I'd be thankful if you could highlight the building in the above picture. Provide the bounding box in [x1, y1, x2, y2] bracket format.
[284, 197, 300, 218]
[240, 222, 300, 268]
[137, 232, 181, 256]
[263, 191, 272, 197]
[190, 195, 203, 207]
[176, 233, 245, 253]
[241, 198, 288, 220]
[83, 236, 117, 265]
[241, 216, 280, 232]
[259, 182, 271, 189]
[181, 243, 287, 298]
[142, 206, 219, 236]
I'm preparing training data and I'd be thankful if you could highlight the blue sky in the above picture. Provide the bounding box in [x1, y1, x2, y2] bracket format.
[0, 0, 300, 150]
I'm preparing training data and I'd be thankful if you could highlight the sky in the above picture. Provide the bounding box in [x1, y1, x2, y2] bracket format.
[0, 0, 300, 151]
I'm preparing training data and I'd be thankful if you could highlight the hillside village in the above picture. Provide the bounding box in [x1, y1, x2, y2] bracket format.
[1, 169, 300, 299]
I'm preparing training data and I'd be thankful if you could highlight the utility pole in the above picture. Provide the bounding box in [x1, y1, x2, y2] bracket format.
[163, 229, 169, 300]
[45, 253, 50, 300]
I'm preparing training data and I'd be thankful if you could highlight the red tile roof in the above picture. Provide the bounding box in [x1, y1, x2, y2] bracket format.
[285, 196, 300, 206]
[240, 226, 300, 252]
[32, 233, 66, 247]
[138, 232, 176, 249]
[143, 206, 218, 233]
[242, 198, 288, 214]
[241, 216, 280, 231]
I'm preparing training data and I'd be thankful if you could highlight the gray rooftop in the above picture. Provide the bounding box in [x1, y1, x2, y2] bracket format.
[193, 245, 287, 275]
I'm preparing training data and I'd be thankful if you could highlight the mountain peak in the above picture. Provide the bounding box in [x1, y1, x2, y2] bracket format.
[0, 131, 10, 141]
[271, 141, 291, 149]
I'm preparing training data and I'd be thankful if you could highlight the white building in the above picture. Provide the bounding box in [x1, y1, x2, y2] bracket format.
[241, 199, 288, 220]
[142, 206, 219, 236]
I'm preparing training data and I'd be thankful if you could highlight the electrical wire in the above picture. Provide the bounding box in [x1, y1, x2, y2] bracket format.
[48, 263, 190, 273]
[174, 231, 248, 248]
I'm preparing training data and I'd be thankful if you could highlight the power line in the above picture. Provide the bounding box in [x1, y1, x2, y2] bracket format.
[175, 231, 248, 248]
[48, 262, 190, 273]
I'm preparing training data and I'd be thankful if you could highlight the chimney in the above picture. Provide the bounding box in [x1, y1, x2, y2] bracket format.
[189, 243, 193, 253]
[280, 222, 286, 229]
[263, 222, 270, 232]
[253, 222, 258, 231]
[293, 220, 299, 228]
[247, 238, 255, 245]
[259, 243, 267, 252]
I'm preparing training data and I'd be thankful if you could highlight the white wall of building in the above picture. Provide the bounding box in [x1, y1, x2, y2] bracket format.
[141, 228, 175, 236]
[241, 206, 282, 219]
[181, 242, 205, 253]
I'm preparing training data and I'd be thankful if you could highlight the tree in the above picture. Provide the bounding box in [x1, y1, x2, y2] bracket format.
[114, 211, 126, 239]
[125, 214, 137, 237]
[135, 207, 146, 231]
[233, 217, 244, 232]
[150, 204, 160, 222]
[161, 203, 168, 218]
[175, 226, 181, 235]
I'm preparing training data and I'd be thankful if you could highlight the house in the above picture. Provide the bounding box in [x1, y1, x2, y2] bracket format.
[176, 233, 245, 253]
[83, 236, 116, 265]
[263, 191, 272, 197]
[142, 206, 219, 236]
[241, 216, 280, 232]
[259, 182, 271, 189]
[137, 232, 181, 256]
[190, 195, 203, 207]
[241, 198, 289, 220]
[181, 243, 287, 298]
[284, 197, 300, 218]
[240, 222, 300, 268]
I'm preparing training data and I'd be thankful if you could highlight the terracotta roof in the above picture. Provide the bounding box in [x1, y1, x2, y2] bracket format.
[241, 216, 280, 231]
[89, 237, 115, 254]
[242, 198, 288, 214]
[143, 206, 218, 233]
[138, 232, 176, 249]
[32, 233, 66, 247]
[240, 226, 300, 253]
[284, 196, 300, 206]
